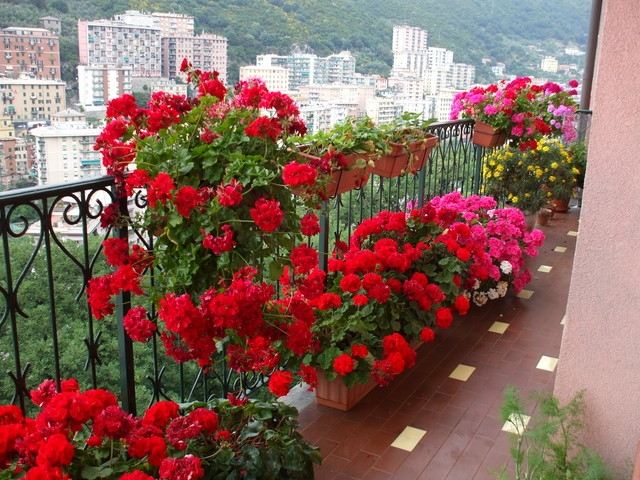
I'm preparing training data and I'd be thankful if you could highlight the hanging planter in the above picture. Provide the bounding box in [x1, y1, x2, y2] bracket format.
[373, 134, 439, 178]
[472, 120, 507, 148]
[297, 151, 372, 198]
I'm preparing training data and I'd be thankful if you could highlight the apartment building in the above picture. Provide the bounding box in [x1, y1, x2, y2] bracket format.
[0, 77, 66, 122]
[239, 65, 290, 91]
[77, 65, 133, 107]
[78, 18, 162, 77]
[31, 109, 102, 185]
[0, 27, 61, 80]
[392, 25, 429, 77]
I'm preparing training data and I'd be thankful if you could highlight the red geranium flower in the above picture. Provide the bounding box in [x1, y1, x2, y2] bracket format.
[300, 212, 320, 236]
[244, 116, 282, 141]
[333, 353, 356, 376]
[268, 370, 293, 397]
[250, 198, 284, 232]
[435, 307, 454, 329]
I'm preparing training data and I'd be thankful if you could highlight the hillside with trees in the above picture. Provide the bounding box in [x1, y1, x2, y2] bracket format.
[0, 0, 590, 86]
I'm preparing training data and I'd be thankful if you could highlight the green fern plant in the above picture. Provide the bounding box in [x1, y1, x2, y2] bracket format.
[497, 387, 609, 480]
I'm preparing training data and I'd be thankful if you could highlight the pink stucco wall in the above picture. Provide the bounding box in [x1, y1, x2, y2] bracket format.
[554, 0, 640, 476]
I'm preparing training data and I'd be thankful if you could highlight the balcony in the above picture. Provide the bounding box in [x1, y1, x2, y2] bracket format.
[0, 113, 599, 477]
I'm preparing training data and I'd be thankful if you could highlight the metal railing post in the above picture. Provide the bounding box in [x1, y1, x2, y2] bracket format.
[115, 190, 137, 415]
[318, 200, 330, 272]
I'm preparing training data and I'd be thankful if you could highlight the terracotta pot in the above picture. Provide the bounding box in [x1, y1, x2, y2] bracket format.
[472, 120, 507, 148]
[373, 134, 439, 178]
[537, 208, 553, 226]
[297, 152, 372, 198]
[315, 341, 424, 411]
[315, 372, 376, 411]
[551, 198, 570, 213]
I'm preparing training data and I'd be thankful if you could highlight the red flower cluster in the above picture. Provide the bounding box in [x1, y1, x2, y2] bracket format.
[202, 224, 236, 255]
[216, 179, 243, 207]
[0, 380, 220, 479]
[244, 116, 283, 141]
[282, 162, 318, 187]
[300, 212, 320, 236]
[249, 198, 284, 232]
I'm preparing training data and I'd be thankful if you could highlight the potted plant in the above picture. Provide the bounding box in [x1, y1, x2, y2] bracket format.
[537, 137, 579, 213]
[451, 78, 580, 150]
[292, 116, 387, 197]
[483, 144, 551, 228]
[287, 193, 544, 410]
[0, 378, 320, 479]
[373, 113, 439, 178]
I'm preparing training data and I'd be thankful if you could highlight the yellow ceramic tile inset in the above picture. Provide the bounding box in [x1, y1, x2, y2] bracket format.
[537, 265, 553, 273]
[488, 321, 510, 334]
[449, 364, 476, 382]
[554, 246, 567, 253]
[567, 230, 579, 237]
[517, 289, 534, 299]
[502, 413, 531, 435]
[536, 355, 558, 372]
[390, 426, 427, 452]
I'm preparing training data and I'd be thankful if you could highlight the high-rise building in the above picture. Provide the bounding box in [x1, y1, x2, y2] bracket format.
[427, 47, 454, 69]
[239, 65, 290, 91]
[161, 34, 227, 82]
[161, 36, 193, 79]
[392, 25, 429, 77]
[0, 27, 61, 80]
[192, 33, 227, 83]
[30, 109, 103, 185]
[253, 51, 356, 90]
[0, 77, 66, 122]
[77, 65, 132, 107]
[150, 12, 194, 37]
[315, 51, 356, 84]
[78, 18, 162, 77]
[449, 63, 476, 89]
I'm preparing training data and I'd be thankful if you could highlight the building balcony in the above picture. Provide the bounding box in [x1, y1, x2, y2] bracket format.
[0, 95, 633, 478]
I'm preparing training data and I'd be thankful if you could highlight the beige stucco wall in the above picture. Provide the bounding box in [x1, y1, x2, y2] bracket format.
[554, 0, 640, 476]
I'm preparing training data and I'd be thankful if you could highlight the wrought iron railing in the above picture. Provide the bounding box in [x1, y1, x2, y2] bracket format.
[0, 118, 494, 413]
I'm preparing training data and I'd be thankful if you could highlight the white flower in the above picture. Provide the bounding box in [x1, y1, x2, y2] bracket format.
[500, 261, 513, 275]
[487, 288, 500, 300]
[473, 279, 481, 290]
[473, 291, 488, 306]
[496, 281, 509, 297]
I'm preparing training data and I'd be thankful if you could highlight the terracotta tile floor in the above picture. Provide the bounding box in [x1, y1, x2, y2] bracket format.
[294, 208, 580, 479]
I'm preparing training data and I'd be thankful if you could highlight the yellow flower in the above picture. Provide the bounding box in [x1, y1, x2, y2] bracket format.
[512, 196, 519, 203]
[488, 159, 496, 166]
[551, 162, 559, 169]
[572, 167, 580, 175]
[542, 146, 550, 152]
[549, 175, 556, 182]
[547, 191, 552, 197]
[524, 192, 531, 198]
[535, 169, 543, 178]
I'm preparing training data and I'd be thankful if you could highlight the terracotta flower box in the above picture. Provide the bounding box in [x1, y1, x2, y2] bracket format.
[315, 372, 376, 411]
[373, 134, 439, 178]
[297, 151, 373, 198]
[315, 341, 424, 411]
[472, 120, 507, 148]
